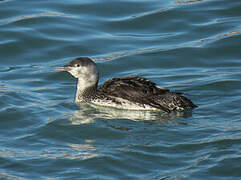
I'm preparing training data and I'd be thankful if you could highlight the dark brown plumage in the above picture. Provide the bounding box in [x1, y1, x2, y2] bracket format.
[58, 57, 197, 112]
[96, 76, 197, 112]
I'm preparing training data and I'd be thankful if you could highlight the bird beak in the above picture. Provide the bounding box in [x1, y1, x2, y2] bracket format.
[55, 66, 71, 71]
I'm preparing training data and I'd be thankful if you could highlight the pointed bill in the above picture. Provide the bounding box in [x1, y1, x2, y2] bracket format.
[55, 66, 71, 71]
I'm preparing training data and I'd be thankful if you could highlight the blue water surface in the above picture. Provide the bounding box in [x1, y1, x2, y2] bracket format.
[0, 0, 241, 179]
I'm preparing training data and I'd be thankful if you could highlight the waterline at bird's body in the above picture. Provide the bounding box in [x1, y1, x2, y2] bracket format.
[57, 57, 197, 113]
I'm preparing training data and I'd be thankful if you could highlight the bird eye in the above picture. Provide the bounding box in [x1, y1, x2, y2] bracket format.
[76, 64, 80, 67]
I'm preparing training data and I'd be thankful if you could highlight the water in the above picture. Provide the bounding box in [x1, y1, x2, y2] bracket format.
[0, 0, 241, 179]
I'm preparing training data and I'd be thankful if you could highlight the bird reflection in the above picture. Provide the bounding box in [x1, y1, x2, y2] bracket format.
[68, 103, 193, 125]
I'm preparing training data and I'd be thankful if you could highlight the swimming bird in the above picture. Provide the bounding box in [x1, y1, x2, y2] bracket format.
[57, 57, 197, 113]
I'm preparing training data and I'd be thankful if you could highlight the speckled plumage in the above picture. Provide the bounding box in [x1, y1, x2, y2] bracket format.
[59, 57, 197, 112]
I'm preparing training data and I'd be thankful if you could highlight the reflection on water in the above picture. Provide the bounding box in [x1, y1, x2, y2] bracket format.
[0, 140, 99, 160]
[68, 104, 192, 125]
[0, 172, 22, 180]
[93, 28, 241, 63]
[174, 0, 208, 5]
[0, 12, 75, 26]
[199, 30, 241, 44]
[1, 0, 240, 178]
[68, 141, 99, 160]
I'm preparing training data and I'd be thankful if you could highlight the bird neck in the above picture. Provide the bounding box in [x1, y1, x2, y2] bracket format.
[75, 77, 98, 103]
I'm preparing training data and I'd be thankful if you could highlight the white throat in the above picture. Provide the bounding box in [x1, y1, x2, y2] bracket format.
[65, 60, 99, 103]
[75, 73, 98, 103]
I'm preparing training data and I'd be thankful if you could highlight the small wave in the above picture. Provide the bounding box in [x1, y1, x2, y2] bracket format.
[0, 12, 76, 26]
[174, 0, 209, 5]
[93, 41, 187, 62]
[216, 17, 241, 24]
[198, 30, 241, 45]
[131, 7, 170, 19]
[0, 39, 16, 45]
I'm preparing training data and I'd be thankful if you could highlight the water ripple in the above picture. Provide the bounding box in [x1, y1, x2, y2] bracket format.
[198, 30, 241, 45]
[0, 11, 76, 26]
[1, 0, 241, 179]
[131, 7, 170, 19]
[174, 0, 209, 5]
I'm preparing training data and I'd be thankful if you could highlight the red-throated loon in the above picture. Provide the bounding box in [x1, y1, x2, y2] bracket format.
[57, 57, 197, 113]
